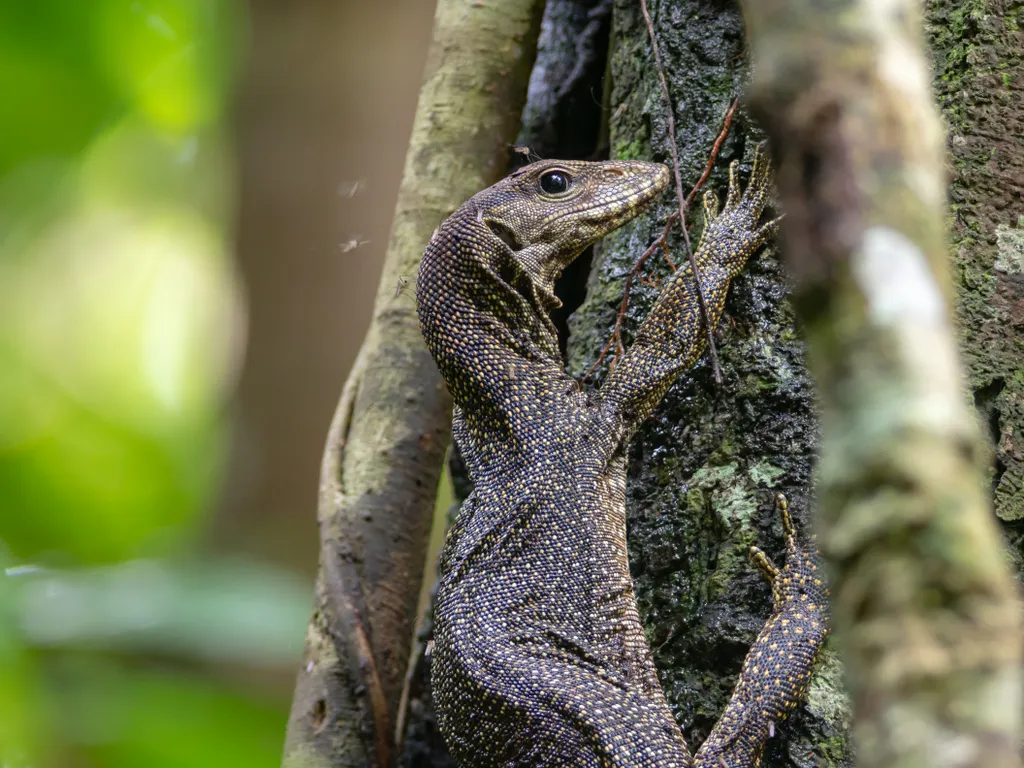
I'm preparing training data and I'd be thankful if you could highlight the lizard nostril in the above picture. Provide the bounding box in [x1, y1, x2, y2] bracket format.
[603, 167, 625, 178]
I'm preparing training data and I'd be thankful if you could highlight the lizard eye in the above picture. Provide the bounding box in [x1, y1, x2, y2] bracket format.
[539, 170, 571, 196]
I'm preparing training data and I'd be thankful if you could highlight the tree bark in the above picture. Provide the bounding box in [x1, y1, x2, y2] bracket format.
[925, 0, 1024, 528]
[742, 0, 1023, 765]
[281, 2, 542, 766]
[567, 1, 853, 765]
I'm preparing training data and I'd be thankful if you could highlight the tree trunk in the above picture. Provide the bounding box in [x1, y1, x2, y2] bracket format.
[925, 0, 1024, 530]
[743, 0, 1022, 764]
[282, 2, 542, 766]
[567, 1, 851, 765]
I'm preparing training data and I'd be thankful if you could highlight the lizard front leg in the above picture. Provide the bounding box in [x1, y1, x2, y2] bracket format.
[598, 143, 779, 434]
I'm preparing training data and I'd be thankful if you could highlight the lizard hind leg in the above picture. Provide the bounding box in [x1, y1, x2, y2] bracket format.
[693, 493, 830, 768]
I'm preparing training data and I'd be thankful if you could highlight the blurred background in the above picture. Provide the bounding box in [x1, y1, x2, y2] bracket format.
[0, 0, 436, 764]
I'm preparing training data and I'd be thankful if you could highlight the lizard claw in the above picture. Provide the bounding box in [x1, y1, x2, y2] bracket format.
[749, 493, 829, 611]
[734, 141, 775, 226]
[749, 545, 779, 582]
[723, 159, 743, 211]
[702, 189, 720, 224]
[722, 142, 773, 216]
[741, 141, 774, 214]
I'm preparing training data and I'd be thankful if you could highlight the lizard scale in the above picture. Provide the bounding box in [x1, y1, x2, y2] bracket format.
[416, 145, 828, 768]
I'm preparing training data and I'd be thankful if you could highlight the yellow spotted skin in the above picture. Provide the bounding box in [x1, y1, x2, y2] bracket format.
[416, 145, 828, 768]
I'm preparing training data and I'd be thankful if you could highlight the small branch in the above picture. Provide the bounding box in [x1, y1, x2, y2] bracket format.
[640, 0, 722, 383]
[586, 211, 678, 379]
[686, 98, 739, 211]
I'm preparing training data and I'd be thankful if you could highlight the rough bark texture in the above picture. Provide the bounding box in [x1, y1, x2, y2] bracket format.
[282, 2, 543, 766]
[742, 0, 1022, 765]
[566, 1, 853, 765]
[925, 0, 1024, 528]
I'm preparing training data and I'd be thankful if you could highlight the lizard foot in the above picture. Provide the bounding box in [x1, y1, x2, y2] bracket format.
[697, 141, 782, 275]
[693, 495, 829, 766]
[749, 493, 830, 615]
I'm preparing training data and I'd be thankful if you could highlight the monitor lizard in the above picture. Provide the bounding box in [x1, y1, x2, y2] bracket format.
[416, 143, 828, 767]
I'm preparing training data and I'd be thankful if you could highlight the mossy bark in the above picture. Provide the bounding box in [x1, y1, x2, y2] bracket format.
[742, 0, 1022, 763]
[282, 2, 542, 766]
[925, 0, 1024, 529]
[567, 2, 851, 765]
[567, 0, 1022, 766]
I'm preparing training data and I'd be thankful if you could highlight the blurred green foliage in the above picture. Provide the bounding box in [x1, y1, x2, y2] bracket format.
[0, 0, 240, 564]
[0, 2, 308, 765]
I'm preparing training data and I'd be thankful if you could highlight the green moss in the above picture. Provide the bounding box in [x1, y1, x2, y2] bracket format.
[708, 536, 759, 597]
[814, 735, 853, 768]
[928, 0, 988, 130]
[686, 487, 707, 514]
[613, 130, 650, 161]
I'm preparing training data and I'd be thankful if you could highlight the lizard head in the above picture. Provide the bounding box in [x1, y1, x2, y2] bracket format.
[476, 159, 670, 294]
[417, 158, 670, 380]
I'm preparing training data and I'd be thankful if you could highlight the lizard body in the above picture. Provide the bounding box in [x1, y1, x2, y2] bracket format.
[416, 146, 827, 767]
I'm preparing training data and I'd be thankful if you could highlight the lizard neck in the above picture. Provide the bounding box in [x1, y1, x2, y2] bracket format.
[418, 213, 581, 460]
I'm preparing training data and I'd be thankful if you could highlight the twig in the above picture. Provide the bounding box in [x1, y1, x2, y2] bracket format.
[586, 211, 678, 378]
[686, 98, 739, 210]
[585, 98, 739, 381]
[639, 0, 723, 383]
